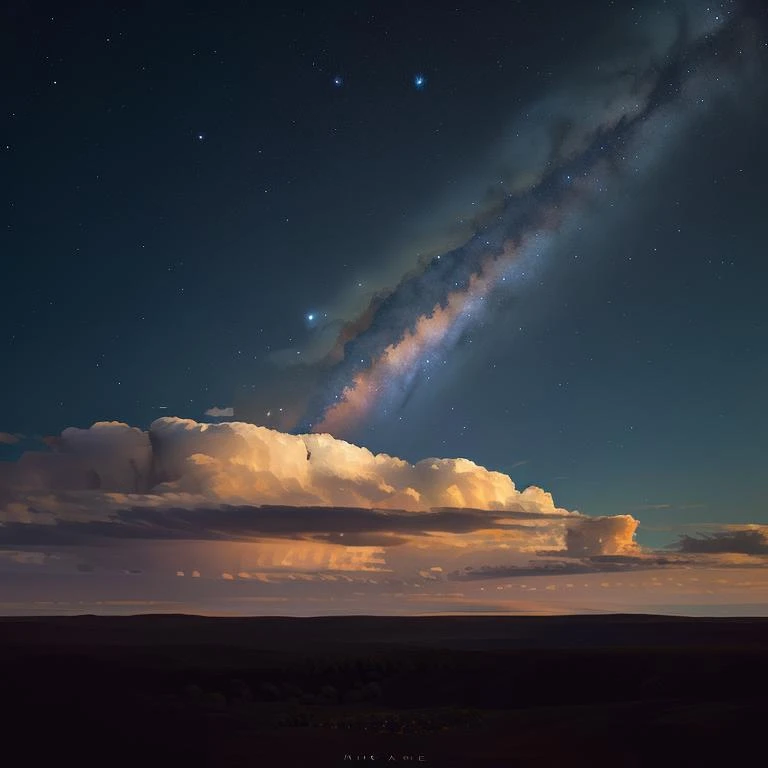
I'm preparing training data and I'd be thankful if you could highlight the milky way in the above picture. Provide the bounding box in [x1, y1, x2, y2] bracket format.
[240, 3, 759, 438]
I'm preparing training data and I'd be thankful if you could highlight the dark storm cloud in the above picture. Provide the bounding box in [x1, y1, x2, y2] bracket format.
[0, 504, 555, 547]
[676, 527, 768, 554]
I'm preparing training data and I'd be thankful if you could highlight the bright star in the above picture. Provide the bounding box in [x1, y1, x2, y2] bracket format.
[196, 133, 205, 141]
[333, 76, 343, 87]
[307, 313, 314, 321]
[413, 73, 426, 89]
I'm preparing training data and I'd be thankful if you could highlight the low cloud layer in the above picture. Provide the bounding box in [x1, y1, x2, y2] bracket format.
[0, 504, 564, 547]
[448, 555, 691, 581]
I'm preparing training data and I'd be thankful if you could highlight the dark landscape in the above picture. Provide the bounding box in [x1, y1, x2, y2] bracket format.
[4, 614, 767, 767]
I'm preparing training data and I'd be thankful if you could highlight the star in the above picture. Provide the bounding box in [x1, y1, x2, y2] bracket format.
[307, 313, 315, 321]
[413, 73, 426, 89]
[196, 132, 205, 141]
[332, 76, 343, 87]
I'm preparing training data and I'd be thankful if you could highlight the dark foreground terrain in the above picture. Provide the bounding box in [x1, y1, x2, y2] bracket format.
[3, 614, 767, 767]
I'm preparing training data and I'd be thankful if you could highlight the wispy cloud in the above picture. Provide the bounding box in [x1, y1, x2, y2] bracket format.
[204, 406, 234, 418]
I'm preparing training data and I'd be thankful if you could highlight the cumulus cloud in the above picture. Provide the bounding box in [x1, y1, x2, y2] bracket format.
[0, 432, 20, 445]
[0, 417, 645, 577]
[204, 406, 234, 418]
[0, 417, 571, 513]
[4, 421, 154, 494]
[563, 515, 639, 556]
[5, 418, 764, 593]
[11, 417, 765, 594]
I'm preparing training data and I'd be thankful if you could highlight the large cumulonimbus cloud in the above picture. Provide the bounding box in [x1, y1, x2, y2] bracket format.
[3, 417, 567, 513]
[2, 419, 766, 612]
[0, 417, 636, 563]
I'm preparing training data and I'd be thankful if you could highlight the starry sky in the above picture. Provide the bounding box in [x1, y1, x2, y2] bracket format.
[1, 0, 767, 615]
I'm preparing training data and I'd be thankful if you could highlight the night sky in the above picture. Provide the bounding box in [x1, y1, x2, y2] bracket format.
[2, 0, 767, 615]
